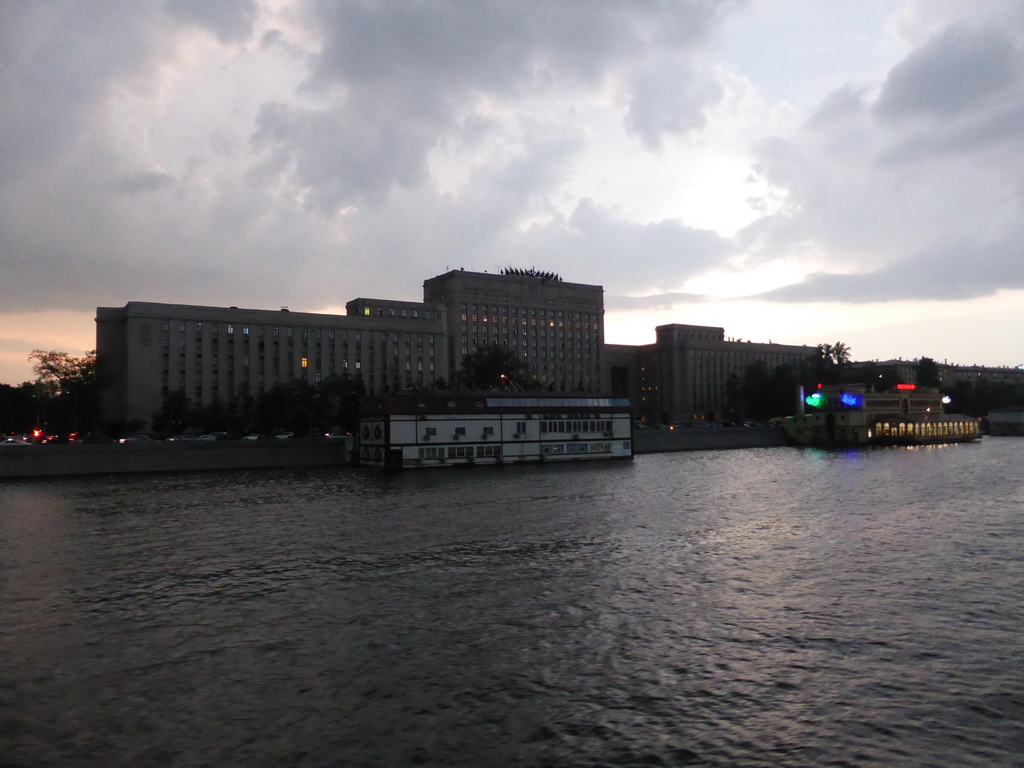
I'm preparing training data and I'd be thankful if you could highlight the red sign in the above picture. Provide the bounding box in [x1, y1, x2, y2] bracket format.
[894, 384, 916, 390]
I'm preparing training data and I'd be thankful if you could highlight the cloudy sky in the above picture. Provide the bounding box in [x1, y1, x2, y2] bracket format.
[2, 0, 1023, 384]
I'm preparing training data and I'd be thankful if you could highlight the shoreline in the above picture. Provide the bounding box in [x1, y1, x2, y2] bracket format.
[0, 428, 786, 480]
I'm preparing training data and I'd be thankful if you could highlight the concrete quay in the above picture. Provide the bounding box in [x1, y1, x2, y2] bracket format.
[0, 439, 349, 480]
[632, 425, 786, 454]
[0, 428, 786, 479]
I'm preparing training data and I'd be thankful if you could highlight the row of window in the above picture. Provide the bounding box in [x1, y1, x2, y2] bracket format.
[874, 421, 979, 437]
[541, 420, 613, 434]
[460, 304, 599, 320]
[163, 321, 437, 345]
[542, 442, 616, 455]
[417, 445, 503, 459]
[360, 306, 433, 320]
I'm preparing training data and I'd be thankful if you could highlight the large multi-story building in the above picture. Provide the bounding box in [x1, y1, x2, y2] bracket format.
[847, 358, 1024, 389]
[96, 268, 607, 428]
[606, 324, 816, 425]
[423, 269, 605, 393]
[97, 268, 827, 431]
[96, 301, 451, 428]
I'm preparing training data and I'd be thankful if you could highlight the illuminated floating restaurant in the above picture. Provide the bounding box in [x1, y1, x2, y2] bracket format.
[782, 384, 982, 447]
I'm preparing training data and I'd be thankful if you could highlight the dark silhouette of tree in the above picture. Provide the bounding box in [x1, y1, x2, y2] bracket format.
[856, 361, 901, 392]
[457, 346, 527, 390]
[151, 390, 194, 435]
[0, 383, 35, 435]
[804, 342, 852, 386]
[149, 374, 369, 438]
[917, 357, 941, 388]
[739, 361, 800, 419]
[28, 349, 100, 433]
[944, 378, 1024, 417]
[317, 374, 365, 432]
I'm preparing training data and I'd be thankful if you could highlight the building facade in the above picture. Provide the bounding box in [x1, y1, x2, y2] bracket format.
[423, 269, 605, 393]
[96, 301, 451, 428]
[97, 269, 826, 431]
[607, 324, 816, 425]
[847, 358, 1024, 390]
[96, 268, 607, 428]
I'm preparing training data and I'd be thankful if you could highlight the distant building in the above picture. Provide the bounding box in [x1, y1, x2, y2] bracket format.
[606, 324, 816, 425]
[423, 269, 605, 393]
[96, 268, 606, 429]
[937, 362, 1024, 389]
[95, 269, 849, 432]
[847, 359, 1024, 389]
[96, 301, 451, 429]
[987, 409, 1024, 436]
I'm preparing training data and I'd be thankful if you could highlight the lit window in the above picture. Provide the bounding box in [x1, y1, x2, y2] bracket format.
[301, 357, 308, 368]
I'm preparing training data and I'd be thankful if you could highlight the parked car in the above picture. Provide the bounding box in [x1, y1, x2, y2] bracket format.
[241, 433, 266, 440]
[275, 432, 295, 440]
[119, 434, 155, 443]
[166, 434, 198, 442]
[72, 433, 116, 443]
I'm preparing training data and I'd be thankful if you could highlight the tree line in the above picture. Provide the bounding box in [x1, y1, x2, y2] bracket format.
[725, 344, 1024, 421]
[3, 344, 1021, 437]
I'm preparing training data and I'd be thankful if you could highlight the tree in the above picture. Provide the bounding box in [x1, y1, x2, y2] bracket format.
[30, 349, 97, 393]
[0, 382, 35, 435]
[739, 361, 800, 419]
[457, 346, 528, 390]
[317, 374, 365, 432]
[28, 349, 99, 433]
[804, 341, 852, 386]
[151, 390, 195, 435]
[917, 357, 941, 388]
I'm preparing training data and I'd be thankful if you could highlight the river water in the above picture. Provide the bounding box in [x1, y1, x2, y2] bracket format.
[2, 439, 1022, 767]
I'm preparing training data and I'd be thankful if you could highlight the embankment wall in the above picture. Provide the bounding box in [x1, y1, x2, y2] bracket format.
[0, 428, 787, 479]
[0, 440, 349, 480]
[632, 426, 786, 454]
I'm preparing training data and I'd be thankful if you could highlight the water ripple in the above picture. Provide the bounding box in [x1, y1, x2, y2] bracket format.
[2, 440, 1022, 766]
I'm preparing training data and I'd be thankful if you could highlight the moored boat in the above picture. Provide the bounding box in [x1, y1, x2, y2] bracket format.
[782, 384, 981, 447]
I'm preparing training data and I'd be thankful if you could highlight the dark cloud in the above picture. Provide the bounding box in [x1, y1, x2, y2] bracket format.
[509, 199, 733, 295]
[625, 55, 724, 149]
[3, 0, 1022, 347]
[305, 1, 689, 95]
[113, 170, 176, 194]
[743, 10, 1024, 306]
[164, 0, 257, 43]
[754, 228, 1024, 303]
[605, 292, 713, 311]
[253, 1, 731, 211]
[250, 101, 435, 210]
[0, 3, 166, 183]
[875, 24, 1021, 120]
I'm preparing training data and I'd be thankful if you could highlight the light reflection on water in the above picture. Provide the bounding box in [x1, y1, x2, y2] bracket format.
[2, 440, 1023, 766]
